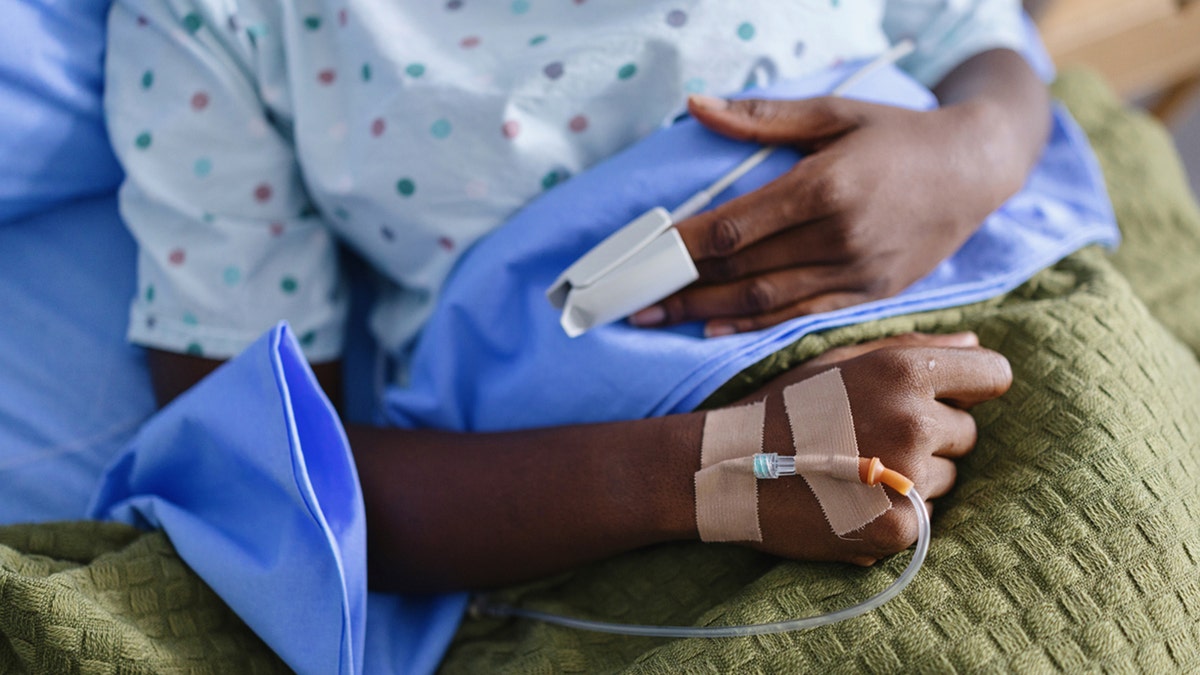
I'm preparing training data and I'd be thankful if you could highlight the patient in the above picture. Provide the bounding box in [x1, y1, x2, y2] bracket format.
[104, 0, 1038, 591]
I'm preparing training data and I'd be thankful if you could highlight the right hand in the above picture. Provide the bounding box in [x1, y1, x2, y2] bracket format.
[740, 332, 1012, 565]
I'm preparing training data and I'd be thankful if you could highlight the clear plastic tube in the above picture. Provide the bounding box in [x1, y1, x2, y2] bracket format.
[471, 486, 929, 638]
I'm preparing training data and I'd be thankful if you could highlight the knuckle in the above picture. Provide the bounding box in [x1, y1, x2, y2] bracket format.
[707, 216, 744, 256]
[809, 169, 852, 214]
[741, 277, 780, 314]
[867, 508, 920, 555]
[738, 98, 777, 125]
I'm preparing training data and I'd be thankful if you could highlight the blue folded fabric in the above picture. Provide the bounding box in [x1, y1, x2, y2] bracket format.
[89, 324, 468, 675]
[382, 61, 1118, 432]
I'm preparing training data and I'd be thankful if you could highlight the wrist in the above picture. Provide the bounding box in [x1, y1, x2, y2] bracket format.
[632, 413, 703, 542]
[938, 99, 1036, 212]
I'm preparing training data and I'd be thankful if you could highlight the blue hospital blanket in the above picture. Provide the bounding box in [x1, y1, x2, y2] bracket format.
[382, 62, 1118, 432]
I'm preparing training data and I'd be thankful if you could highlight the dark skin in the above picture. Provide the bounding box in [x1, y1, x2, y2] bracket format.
[148, 332, 1011, 592]
[630, 49, 1051, 337]
[146, 48, 1039, 593]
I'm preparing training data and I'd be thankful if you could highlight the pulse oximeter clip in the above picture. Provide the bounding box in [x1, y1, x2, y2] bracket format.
[546, 39, 915, 338]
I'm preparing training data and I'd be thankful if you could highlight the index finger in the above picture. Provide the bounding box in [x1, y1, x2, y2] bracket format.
[918, 347, 1013, 409]
[675, 163, 834, 261]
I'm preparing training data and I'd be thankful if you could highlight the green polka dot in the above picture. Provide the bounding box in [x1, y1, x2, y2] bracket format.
[541, 169, 570, 190]
[186, 342, 204, 356]
[304, 15, 321, 30]
[430, 118, 451, 139]
[831, 0, 839, 6]
[405, 63, 425, 78]
[182, 312, 199, 326]
[737, 22, 755, 40]
[529, 34, 547, 46]
[145, 285, 155, 303]
[281, 277, 298, 294]
[135, 132, 152, 149]
[617, 63, 637, 80]
[684, 77, 706, 93]
[193, 157, 212, 177]
[511, 0, 530, 14]
[300, 330, 317, 346]
[141, 70, 154, 89]
[222, 266, 241, 285]
[396, 178, 416, 196]
[182, 12, 203, 34]
[202, 212, 215, 223]
[361, 63, 372, 81]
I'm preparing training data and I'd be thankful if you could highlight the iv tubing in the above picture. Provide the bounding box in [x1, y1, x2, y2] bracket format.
[472, 480, 929, 638]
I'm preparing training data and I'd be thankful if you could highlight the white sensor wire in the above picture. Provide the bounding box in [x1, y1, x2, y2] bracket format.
[669, 38, 917, 223]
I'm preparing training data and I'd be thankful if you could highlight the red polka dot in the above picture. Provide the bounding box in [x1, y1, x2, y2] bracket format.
[460, 35, 481, 49]
[501, 120, 520, 139]
[338, 8, 348, 26]
[190, 91, 210, 111]
[438, 236, 455, 251]
[254, 183, 273, 203]
[371, 118, 386, 137]
[569, 114, 589, 133]
[318, 69, 337, 85]
[269, 222, 285, 236]
[168, 249, 185, 265]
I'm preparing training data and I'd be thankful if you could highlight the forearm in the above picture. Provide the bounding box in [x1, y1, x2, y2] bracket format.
[932, 48, 1052, 203]
[347, 415, 702, 594]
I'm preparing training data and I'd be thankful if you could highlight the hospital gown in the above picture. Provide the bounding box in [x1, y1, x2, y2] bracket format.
[105, 0, 1023, 363]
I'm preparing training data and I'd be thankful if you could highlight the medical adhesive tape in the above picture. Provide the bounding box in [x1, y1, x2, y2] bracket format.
[695, 400, 765, 542]
[783, 368, 891, 536]
[693, 367, 892, 543]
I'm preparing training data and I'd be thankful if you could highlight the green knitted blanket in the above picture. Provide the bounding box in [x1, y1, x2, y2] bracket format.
[3, 70, 1199, 674]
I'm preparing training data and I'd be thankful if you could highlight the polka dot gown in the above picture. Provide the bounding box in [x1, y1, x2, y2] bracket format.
[106, 0, 1023, 361]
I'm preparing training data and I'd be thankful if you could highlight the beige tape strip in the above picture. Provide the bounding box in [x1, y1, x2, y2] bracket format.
[695, 401, 765, 542]
[783, 368, 891, 536]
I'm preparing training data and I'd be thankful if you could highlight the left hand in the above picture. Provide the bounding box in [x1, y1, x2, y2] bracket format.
[629, 94, 1027, 337]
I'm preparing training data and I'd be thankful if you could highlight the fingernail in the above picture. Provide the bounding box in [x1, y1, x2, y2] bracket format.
[705, 324, 735, 339]
[948, 331, 979, 346]
[629, 305, 666, 326]
[688, 94, 729, 111]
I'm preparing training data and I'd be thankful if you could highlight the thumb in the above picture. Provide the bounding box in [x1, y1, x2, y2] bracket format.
[687, 94, 863, 146]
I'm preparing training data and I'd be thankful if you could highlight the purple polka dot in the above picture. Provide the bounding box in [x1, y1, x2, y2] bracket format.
[543, 61, 564, 80]
[254, 183, 273, 203]
[136, 15, 148, 26]
[446, 0, 463, 9]
[461, 35, 481, 49]
[568, 114, 588, 133]
[338, 9, 347, 26]
[380, 225, 395, 241]
[371, 118, 386, 137]
[438, 236, 455, 251]
[666, 9, 687, 27]
[269, 222, 285, 236]
[794, 41, 806, 58]
[168, 249, 185, 265]
[191, 91, 210, 110]
[502, 120, 520, 139]
[318, 68, 336, 84]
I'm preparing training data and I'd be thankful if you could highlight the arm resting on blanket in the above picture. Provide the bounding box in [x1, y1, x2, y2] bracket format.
[146, 333, 1010, 593]
[633, 49, 1052, 337]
